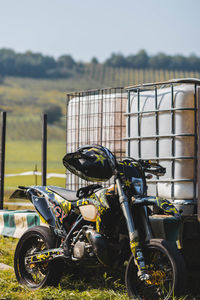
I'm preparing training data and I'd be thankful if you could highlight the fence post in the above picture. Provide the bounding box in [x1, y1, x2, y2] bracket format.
[42, 114, 47, 186]
[0, 112, 7, 209]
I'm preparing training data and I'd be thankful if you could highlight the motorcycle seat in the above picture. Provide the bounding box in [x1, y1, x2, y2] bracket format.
[47, 186, 79, 202]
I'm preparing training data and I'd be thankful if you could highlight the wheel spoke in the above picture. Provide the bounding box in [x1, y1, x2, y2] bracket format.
[14, 226, 63, 290]
[17, 233, 50, 287]
[25, 240, 48, 285]
[125, 240, 183, 299]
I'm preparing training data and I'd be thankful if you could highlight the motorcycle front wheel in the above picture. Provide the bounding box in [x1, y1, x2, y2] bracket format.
[125, 239, 186, 300]
[14, 226, 64, 290]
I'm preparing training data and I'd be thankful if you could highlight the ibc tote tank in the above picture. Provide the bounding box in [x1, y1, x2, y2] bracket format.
[126, 79, 200, 215]
[66, 88, 127, 190]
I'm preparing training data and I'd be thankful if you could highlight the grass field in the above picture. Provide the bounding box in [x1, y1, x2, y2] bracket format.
[4, 140, 67, 204]
[0, 71, 199, 141]
[1, 236, 200, 299]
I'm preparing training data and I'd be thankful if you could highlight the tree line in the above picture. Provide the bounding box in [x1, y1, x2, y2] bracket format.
[0, 48, 200, 79]
[0, 48, 84, 78]
[105, 50, 200, 71]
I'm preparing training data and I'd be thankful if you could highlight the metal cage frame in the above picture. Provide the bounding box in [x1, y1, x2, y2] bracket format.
[125, 78, 200, 209]
[66, 87, 127, 190]
[65, 78, 200, 219]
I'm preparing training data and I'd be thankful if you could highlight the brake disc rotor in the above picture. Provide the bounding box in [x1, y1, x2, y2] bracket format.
[145, 270, 166, 285]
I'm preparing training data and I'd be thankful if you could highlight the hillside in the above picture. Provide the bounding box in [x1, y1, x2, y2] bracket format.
[0, 66, 199, 141]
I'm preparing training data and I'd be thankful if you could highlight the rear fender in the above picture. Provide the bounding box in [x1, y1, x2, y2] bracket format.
[29, 186, 72, 228]
[10, 186, 58, 227]
[31, 195, 56, 227]
[9, 188, 29, 200]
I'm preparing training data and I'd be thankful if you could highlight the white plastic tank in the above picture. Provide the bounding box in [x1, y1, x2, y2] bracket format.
[126, 80, 199, 214]
[66, 90, 127, 189]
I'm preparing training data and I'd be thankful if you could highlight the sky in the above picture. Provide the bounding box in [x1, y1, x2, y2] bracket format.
[0, 0, 200, 62]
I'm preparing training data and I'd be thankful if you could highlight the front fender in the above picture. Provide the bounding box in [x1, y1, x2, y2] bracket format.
[136, 196, 181, 242]
[135, 196, 180, 218]
[154, 197, 180, 217]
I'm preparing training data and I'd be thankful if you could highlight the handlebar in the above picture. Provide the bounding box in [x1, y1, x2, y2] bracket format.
[138, 159, 166, 176]
[117, 157, 166, 177]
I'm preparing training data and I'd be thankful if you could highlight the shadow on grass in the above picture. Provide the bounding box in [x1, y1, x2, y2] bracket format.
[184, 271, 200, 299]
[59, 264, 200, 300]
[59, 264, 126, 293]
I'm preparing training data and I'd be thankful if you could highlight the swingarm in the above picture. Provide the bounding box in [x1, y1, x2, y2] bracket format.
[25, 248, 66, 265]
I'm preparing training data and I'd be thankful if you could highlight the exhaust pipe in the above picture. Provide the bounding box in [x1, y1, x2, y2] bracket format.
[86, 229, 111, 266]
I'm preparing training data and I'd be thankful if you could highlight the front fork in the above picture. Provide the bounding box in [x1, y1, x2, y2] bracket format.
[116, 177, 149, 280]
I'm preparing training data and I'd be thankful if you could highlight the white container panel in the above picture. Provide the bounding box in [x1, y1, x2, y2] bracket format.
[174, 159, 194, 179]
[158, 112, 171, 135]
[140, 140, 156, 158]
[158, 182, 194, 200]
[159, 138, 171, 158]
[174, 136, 194, 157]
[147, 183, 157, 196]
[140, 114, 156, 137]
[129, 141, 139, 158]
[127, 84, 197, 201]
[175, 111, 194, 134]
[129, 116, 138, 137]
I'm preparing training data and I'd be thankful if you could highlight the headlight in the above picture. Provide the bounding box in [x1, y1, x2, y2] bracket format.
[132, 178, 144, 195]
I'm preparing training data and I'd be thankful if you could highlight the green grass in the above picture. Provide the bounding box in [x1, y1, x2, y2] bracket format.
[4, 140, 67, 204]
[6, 114, 66, 141]
[0, 236, 18, 266]
[5, 140, 66, 172]
[0, 269, 129, 300]
[0, 236, 199, 299]
[0, 236, 128, 300]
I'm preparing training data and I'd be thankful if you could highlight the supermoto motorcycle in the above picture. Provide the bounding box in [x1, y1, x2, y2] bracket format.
[10, 144, 186, 299]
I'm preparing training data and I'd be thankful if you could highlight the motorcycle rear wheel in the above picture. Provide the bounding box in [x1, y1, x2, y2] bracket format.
[14, 226, 64, 290]
[125, 238, 186, 300]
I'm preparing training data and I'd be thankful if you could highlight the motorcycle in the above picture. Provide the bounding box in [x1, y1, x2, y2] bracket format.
[10, 144, 186, 299]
